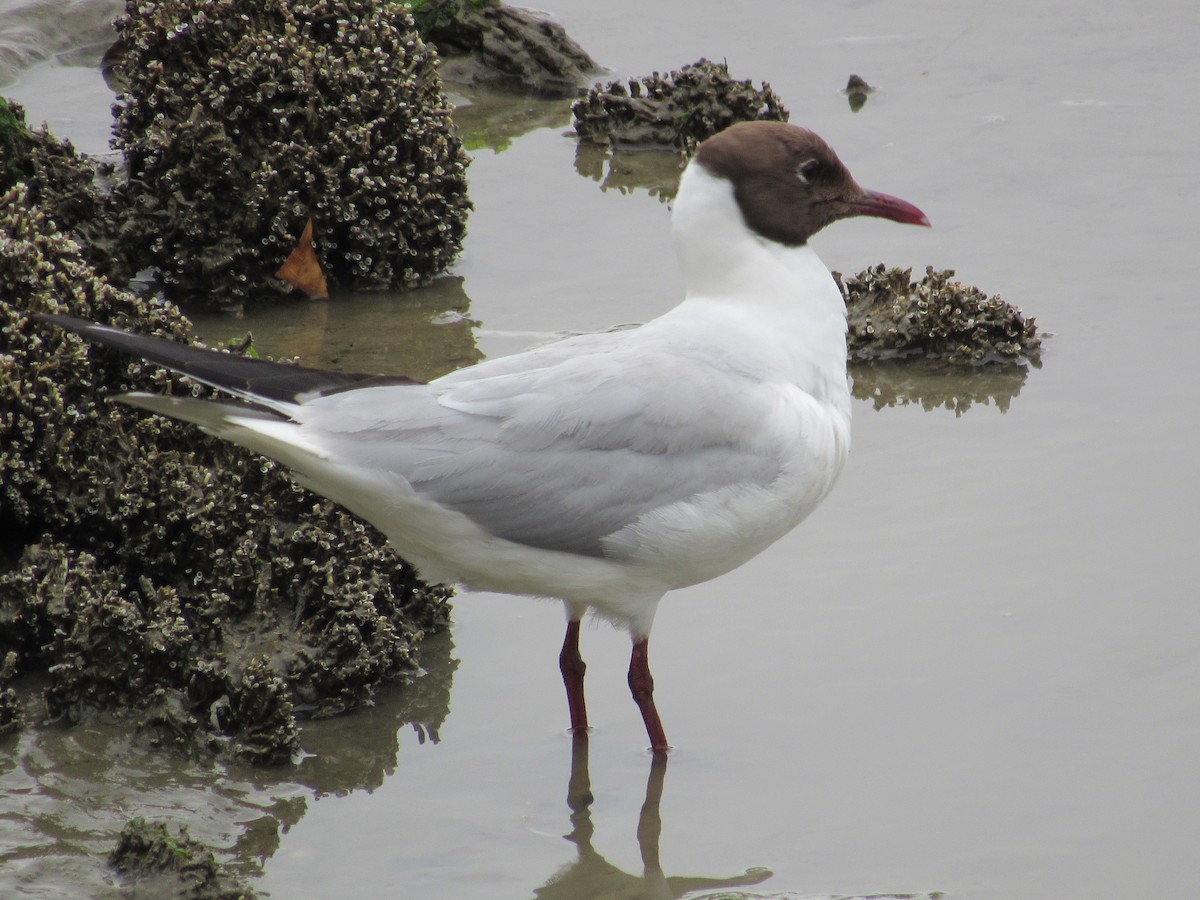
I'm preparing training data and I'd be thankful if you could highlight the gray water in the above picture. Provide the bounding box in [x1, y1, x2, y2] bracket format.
[3, 0, 1199, 896]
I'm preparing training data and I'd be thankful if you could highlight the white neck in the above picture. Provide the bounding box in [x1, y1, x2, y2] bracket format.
[670, 164, 850, 409]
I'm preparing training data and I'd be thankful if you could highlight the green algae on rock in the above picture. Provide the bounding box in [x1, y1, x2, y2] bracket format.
[110, 816, 256, 899]
[572, 59, 789, 151]
[109, 0, 471, 308]
[412, 0, 597, 97]
[0, 185, 451, 763]
[839, 265, 1042, 366]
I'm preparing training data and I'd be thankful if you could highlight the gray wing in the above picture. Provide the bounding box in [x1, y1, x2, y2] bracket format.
[297, 335, 788, 557]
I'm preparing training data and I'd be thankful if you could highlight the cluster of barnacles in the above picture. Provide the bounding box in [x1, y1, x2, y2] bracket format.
[841, 265, 1042, 366]
[108, 0, 471, 308]
[572, 58, 789, 151]
[0, 187, 451, 760]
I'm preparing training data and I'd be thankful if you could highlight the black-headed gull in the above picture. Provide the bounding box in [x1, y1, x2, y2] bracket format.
[39, 121, 929, 753]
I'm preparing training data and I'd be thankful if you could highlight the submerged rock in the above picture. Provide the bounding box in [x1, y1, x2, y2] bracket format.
[839, 265, 1042, 366]
[844, 73, 874, 112]
[572, 59, 789, 151]
[109, 0, 471, 308]
[413, 0, 597, 97]
[110, 816, 256, 899]
[0, 185, 451, 762]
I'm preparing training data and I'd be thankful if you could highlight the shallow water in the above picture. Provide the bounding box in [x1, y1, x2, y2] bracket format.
[3, 0, 1200, 897]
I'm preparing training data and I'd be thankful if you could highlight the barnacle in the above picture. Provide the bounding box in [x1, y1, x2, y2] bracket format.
[572, 59, 789, 151]
[0, 187, 451, 760]
[110, 0, 471, 309]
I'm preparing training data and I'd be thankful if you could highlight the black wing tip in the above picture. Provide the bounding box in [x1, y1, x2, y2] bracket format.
[34, 312, 102, 331]
[33, 311, 427, 402]
[33, 311, 182, 353]
[34, 313, 151, 344]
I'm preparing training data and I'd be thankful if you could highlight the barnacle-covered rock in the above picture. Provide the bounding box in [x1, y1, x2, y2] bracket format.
[0, 98, 97, 231]
[0, 185, 451, 760]
[110, 816, 256, 899]
[110, 0, 471, 308]
[0, 97, 133, 280]
[572, 59, 789, 151]
[840, 265, 1042, 366]
[412, 0, 597, 97]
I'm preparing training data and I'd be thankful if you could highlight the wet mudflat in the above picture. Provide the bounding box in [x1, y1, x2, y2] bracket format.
[3, 0, 1199, 897]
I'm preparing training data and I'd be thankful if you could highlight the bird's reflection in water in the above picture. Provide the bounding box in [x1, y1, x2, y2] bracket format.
[533, 734, 773, 899]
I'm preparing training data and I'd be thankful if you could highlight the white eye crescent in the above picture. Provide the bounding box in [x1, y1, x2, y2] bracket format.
[796, 158, 821, 183]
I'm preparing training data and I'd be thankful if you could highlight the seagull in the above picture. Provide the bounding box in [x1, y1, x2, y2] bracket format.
[39, 121, 929, 753]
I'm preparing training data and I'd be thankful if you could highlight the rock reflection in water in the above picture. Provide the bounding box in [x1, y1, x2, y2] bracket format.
[0, 633, 456, 896]
[850, 359, 1033, 415]
[573, 141, 685, 203]
[289, 631, 457, 800]
[450, 84, 574, 154]
[190, 276, 484, 383]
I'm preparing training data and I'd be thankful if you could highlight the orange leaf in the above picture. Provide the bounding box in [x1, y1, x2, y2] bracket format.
[275, 218, 329, 299]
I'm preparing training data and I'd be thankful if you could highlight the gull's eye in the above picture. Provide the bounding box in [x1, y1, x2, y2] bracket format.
[796, 157, 822, 184]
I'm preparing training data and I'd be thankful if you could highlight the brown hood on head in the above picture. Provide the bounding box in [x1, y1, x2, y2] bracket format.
[694, 122, 929, 246]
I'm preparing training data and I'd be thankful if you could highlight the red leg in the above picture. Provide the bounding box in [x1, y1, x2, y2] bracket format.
[559, 619, 588, 733]
[628, 638, 669, 753]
